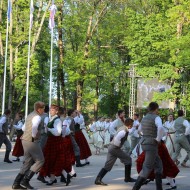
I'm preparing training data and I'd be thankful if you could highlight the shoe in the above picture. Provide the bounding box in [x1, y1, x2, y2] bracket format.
[85, 161, 90, 165]
[4, 159, 12, 163]
[165, 186, 177, 190]
[60, 174, 66, 183]
[181, 163, 190, 168]
[66, 174, 71, 186]
[37, 175, 48, 183]
[76, 163, 86, 167]
[166, 179, 175, 186]
[70, 173, 77, 178]
[46, 179, 57, 186]
[124, 178, 137, 183]
[12, 184, 27, 189]
[13, 158, 20, 162]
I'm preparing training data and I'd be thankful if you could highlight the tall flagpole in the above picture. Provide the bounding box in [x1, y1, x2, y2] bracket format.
[49, 1, 56, 109]
[25, 0, 33, 119]
[2, 0, 11, 115]
[49, 27, 53, 109]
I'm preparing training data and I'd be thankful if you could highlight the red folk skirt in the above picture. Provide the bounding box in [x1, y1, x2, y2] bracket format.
[74, 130, 92, 160]
[62, 135, 75, 168]
[40, 135, 71, 176]
[136, 142, 180, 179]
[12, 135, 24, 157]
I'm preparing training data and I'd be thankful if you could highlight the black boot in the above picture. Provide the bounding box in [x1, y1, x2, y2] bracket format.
[4, 150, 12, 163]
[12, 173, 26, 189]
[75, 156, 86, 167]
[37, 175, 48, 183]
[132, 176, 146, 190]
[155, 173, 163, 190]
[66, 173, 71, 186]
[94, 168, 108, 186]
[60, 174, 66, 183]
[124, 165, 136, 182]
[20, 170, 35, 189]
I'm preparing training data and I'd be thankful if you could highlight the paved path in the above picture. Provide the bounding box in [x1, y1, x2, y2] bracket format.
[0, 144, 190, 190]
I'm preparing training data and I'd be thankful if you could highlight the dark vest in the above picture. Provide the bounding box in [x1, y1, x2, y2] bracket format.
[40, 113, 49, 135]
[75, 123, 81, 132]
[47, 117, 59, 136]
[0, 115, 9, 135]
[174, 117, 185, 135]
[141, 113, 158, 138]
[111, 126, 129, 147]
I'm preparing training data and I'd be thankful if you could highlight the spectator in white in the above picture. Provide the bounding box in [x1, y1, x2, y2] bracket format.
[0, 109, 12, 163]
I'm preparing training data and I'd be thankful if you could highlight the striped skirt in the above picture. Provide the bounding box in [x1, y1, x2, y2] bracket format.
[40, 136, 71, 176]
[75, 130, 92, 160]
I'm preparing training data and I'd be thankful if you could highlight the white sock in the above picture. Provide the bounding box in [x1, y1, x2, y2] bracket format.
[70, 165, 76, 175]
[62, 170, 67, 177]
[166, 177, 175, 187]
[50, 174, 55, 181]
[85, 158, 89, 163]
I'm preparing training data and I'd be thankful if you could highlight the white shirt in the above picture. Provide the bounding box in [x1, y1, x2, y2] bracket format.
[109, 118, 124, 136]
[104, 122, 110, 131]
[13, 120, 24, 130]
[89, 122, 96, 132]
[112, 130, 128, 147]
[130, 120, 140, 138]
[22, 115, 41, 138]
[0, 116, 6, 132]
[62, 119, 71, 137]
[47, 117, 62, 136]
[74, 114, 84, 125]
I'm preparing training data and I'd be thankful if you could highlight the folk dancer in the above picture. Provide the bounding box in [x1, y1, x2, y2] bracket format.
[0, 109, 12, 163]
[12, 101, 45, 189]
[37, 105, 49, 183]
[94, 118, 136, 186]
[39, 105, 66, 186]
[132, 102, 165, 190]
[74, 110, 91, 165]
[172, 110, 190, 167]
[65, 109, 86, 167]
[12, 112, 24, 162]
[90, 117, 105, 155]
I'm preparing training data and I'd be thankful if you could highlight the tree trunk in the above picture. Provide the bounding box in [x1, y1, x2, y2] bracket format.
[30, 0, 51, 55]
[76, 1, 108, 111]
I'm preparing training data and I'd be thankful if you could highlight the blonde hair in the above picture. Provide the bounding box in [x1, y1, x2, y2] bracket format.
[34, 101, 45, 111]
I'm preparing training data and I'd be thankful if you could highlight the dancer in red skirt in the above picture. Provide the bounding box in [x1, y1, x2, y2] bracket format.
[74, 110, 91, 164]
[136, 141, 179, 190]
[12, 112, 24, 162]
[39, 105, 69, 186]
[60, 118, 76, 186]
